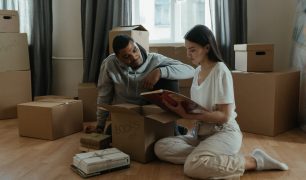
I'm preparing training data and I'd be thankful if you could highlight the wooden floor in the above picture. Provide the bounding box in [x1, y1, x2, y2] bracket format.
[1, 119, 306, 180]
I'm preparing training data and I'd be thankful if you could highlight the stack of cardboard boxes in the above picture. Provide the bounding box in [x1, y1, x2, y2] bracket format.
[149, 46, 194, 97]
[0, 10, 32, 120]
[233, 44, 300, 136]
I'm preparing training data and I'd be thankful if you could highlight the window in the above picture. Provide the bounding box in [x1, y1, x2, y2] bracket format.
[132, 0, 211, 44]
[155, 0, 171, 27]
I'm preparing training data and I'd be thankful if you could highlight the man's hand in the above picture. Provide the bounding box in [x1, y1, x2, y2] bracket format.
[142, 68, 161, 89]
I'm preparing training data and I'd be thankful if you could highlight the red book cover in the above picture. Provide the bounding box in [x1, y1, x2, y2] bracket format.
[140, 89, 207, 114]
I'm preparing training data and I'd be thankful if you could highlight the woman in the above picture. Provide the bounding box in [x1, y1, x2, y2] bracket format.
[154, 25, 288, 179]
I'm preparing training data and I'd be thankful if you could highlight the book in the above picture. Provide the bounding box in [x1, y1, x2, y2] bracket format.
[140, 89, 207, 114]
[72, 148, 130, 178]
[80, 133, 112, 150]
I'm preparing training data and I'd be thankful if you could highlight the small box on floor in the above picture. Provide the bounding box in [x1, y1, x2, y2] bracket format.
[18, 98, 83, 140]
[72, 148, 130, 178]
[80, 133, 111, 150]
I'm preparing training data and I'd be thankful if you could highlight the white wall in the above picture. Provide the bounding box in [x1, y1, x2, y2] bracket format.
[52, 0, 83, 97]
[51, 0, 298, 96]
[247, 0, 297, 71]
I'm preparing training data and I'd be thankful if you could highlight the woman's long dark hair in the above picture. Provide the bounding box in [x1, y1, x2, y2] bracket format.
[184, 25, 223, 62]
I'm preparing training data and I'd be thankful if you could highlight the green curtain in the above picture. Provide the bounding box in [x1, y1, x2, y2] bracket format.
[81, 0, 132, 83]
[210, 0, 247, 69]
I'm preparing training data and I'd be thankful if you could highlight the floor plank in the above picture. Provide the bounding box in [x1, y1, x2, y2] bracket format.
[0, 119, 305, 180]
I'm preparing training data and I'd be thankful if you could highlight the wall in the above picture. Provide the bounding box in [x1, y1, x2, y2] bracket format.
[52, 0, 83, 97]
[51, 1, 298, 96]
[247, 0, 297, 71]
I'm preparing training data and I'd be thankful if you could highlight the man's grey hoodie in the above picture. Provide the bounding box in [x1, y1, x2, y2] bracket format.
[96, 52, 195, 129]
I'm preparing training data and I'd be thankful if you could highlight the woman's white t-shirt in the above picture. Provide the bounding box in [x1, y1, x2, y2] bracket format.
[190, 62, 240, 136]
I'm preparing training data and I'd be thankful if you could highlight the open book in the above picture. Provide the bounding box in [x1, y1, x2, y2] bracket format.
[140, 89, 207, 114]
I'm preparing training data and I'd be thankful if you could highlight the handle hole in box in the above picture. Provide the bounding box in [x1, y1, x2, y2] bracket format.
[256, 51, 266, 56]
[3, 16, 12, 20]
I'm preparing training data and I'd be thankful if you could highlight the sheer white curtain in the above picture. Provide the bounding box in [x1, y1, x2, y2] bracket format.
[291, 0, 306, 131]
[0, 0, 33, 44]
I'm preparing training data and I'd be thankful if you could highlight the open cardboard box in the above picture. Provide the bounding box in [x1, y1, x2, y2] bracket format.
[99, 103, 179, 163]
[109, 25, 149, 54]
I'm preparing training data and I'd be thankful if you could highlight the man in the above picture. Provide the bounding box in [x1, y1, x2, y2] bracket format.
[92, 35, 195, 134]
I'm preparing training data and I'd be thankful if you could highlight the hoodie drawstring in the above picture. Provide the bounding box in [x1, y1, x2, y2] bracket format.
[135, 71, 138, 96]
[126, 69, 129, 94]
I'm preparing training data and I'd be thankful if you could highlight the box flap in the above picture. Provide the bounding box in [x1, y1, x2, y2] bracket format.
[234, 44, 274, 51]
[34, 95, 73, 101]
[232, 70, 300, 77]
[111, 25, 147, 31]
[99, 103, 141, 115]
[145, 112, 179, 124]
[37, 99, 80, 104]
[18, 101, 65, 108]
[141, 104, 165, 115]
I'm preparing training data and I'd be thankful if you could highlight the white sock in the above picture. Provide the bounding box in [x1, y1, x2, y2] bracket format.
[251, 148, 289, 171]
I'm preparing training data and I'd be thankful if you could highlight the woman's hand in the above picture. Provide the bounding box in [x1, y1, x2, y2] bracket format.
[162, 95, 233, 124]
[162, 94, 188, 118]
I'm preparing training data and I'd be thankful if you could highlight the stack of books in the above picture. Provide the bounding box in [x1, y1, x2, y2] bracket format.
[71, 148, 130, 178]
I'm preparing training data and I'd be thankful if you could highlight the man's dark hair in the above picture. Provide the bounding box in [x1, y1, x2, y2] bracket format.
[112, 35, 134, 54]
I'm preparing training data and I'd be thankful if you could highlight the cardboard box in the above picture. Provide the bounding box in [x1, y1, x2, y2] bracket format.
[234, 44, 274, 72]
[100, 104, 179, 163]
[179, 87, 191, 98]
[109, 25, 149, 53]
[149, 46, 193, 67]
[78, 83, 98, 122]
[0, 70, 32, 119]
[0, 33, 30, 72]
[0, 10, 19, 33]
[149, 46, 194, 96]
[232, 71, 300, 136]
[34, 95, 73, 101]
[18, 98, 83, 140]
